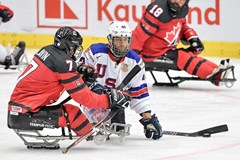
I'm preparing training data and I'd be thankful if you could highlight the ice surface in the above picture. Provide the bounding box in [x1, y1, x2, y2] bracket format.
[0, 51, 239, 160]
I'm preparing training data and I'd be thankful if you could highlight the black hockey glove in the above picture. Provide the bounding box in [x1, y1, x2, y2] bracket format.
[78, 64, 98, 86]
[106, 89, 131, 110]
[188, 37, 204, 55]
[139, 114, 162, 140]
[0, 5, 14, 22]
[91, 83, 106, 94]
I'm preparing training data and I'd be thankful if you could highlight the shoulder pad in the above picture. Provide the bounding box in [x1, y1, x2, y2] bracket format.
[90, 43, 108, 55]
[147, 0, 188, 23]
[147, 0, 171, 23]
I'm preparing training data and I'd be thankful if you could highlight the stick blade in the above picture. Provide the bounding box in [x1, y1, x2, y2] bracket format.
[197, 124, 228, 136]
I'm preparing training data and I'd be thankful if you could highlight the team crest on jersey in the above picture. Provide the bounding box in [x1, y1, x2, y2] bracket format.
[121, 63, 129, 72]
[142, 23, 150, 31]
[164, 22, 181, 46]
[75, 80, 81, 86]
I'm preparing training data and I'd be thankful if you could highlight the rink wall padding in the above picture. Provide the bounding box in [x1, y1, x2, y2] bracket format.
[0, 33, 239, 58]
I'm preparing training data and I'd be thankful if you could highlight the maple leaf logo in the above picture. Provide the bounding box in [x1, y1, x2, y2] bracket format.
[164, 22, 182, 46]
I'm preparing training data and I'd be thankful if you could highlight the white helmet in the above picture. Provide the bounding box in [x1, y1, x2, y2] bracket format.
[107, 21, 132, 58]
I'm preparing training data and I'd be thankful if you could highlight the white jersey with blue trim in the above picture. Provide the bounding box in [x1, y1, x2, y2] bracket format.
[80, 43, 151, 114]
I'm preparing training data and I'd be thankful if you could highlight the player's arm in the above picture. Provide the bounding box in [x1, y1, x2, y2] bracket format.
[128, 61, 162, 140]
[57, 58, 130, 110]
[128, 64, 151, 115]
[180, 20, 204, 55]
[132, 2, 160, 54]
[0, 4, 13, 22]
[53, 55, 107, 108]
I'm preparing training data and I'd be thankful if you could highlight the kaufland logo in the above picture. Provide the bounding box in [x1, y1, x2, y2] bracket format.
[37, 0, 88, 29]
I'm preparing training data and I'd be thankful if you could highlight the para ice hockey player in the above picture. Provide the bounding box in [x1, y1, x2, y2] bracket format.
[78, 21, 162, 140]
[7, 26, 131, 148]
[131, 0, 235, 87]
[0, 4, 26, 69]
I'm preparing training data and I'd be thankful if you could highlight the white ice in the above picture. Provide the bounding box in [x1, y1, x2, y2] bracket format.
[0, 51, 239, 160]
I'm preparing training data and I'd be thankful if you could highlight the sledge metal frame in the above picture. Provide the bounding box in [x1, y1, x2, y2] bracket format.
[13, 129, 73, 149]
[145, 63, 237, 87]
[0, 52, 29, 71]
[13, 122, 132, 149]
[100, 123, 132, 142]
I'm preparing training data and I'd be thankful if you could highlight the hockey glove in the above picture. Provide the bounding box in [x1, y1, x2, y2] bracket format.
[91, 83, 106, 94]
[188, 37, 204, 55]
[0, 5, 14, 22]
[139, 114, 162, 140]
[78, 64, 98, 86]
[106, 89, 131, 110]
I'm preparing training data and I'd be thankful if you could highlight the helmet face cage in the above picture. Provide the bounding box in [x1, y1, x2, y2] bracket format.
[107, 21, 132, 58]
[54, 26, 83, 60]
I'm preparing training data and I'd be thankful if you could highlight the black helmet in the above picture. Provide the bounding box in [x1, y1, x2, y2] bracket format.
[167, 0, 190, 16]
[54, 26, 83, 60]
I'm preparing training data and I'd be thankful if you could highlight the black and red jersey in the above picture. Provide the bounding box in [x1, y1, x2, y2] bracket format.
[132, 0, 196, 62]
[9, 45, 109, 113]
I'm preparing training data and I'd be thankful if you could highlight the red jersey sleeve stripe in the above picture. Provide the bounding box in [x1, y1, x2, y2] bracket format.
[140, 22, 153, 36]
[60, 74, 81, 84]
[143, 16, 159, 29]
[67, 83, 86, 94]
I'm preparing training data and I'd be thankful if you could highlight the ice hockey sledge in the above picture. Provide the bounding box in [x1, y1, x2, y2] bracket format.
[145, 58, 237, 88]
[0, 53, 29, 71]
[12, 123, 131, 149]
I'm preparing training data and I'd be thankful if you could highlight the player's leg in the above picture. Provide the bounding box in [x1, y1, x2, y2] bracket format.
[207, 59, 234, 86]
[176, 49, 219, 78]
[58, 104, 92, 136]
[110, 109, 126, 131]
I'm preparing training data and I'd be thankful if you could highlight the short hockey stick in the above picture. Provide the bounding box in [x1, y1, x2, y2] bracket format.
[62, 109, 121, 154]
[163, 124, 228, 137]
